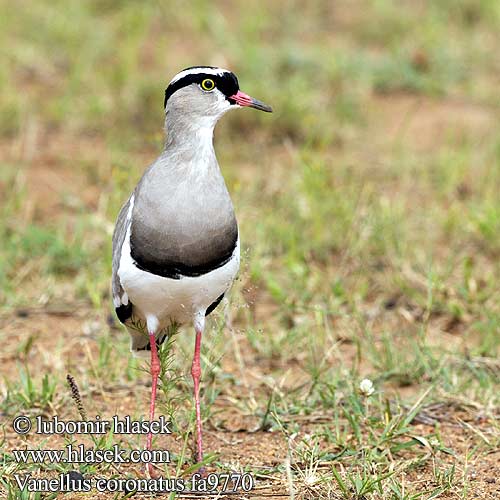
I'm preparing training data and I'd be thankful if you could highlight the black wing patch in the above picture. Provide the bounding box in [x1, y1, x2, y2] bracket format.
[115, 302, 133, 324]
[205, 293, 225, 316]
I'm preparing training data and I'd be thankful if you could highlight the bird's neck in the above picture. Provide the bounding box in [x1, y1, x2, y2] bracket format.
[164, 111, 217, 154]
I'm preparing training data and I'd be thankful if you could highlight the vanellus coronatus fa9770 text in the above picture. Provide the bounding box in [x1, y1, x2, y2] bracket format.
[111, 66, 272, 474]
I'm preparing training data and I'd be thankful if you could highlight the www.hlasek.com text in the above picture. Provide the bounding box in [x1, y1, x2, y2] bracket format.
[13, 444, 170, 465]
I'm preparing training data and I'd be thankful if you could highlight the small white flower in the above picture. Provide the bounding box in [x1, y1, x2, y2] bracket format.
[304, 473, 319, 486]
[359, 378, 375, 397]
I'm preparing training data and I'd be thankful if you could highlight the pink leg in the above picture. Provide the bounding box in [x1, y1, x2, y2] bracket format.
[146, 332, 160, 476]
[191, 324, 204, 463]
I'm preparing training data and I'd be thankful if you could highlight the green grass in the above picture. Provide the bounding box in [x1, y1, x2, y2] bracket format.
[0, 0, 499, 499]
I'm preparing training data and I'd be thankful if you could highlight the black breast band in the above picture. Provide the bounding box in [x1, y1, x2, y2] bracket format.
[130, 233, 238, 280]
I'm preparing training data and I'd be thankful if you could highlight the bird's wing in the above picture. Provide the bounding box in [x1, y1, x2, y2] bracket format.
[111, 195, 133, 322]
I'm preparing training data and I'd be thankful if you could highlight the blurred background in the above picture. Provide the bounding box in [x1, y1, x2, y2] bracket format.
[1, 1, 499, 498]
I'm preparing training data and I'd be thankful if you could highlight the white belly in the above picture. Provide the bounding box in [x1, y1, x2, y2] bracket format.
[118, 225, 240, 327]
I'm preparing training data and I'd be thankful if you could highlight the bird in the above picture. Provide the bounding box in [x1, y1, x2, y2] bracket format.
[111, 66, 272, 474]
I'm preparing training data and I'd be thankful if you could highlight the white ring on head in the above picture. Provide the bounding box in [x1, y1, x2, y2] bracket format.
[169, 67, 230, 85]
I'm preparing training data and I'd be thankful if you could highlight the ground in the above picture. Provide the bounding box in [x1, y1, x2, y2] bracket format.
[0, 1, 499, 499]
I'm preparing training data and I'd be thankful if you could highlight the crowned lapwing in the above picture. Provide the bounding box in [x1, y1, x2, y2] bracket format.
[111, 66, 272, 473]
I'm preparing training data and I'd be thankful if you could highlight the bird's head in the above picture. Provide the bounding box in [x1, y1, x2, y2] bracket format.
[164, 66, 272, 127]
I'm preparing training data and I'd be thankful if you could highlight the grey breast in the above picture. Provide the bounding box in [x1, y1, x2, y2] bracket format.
[129, 154, 238, 279]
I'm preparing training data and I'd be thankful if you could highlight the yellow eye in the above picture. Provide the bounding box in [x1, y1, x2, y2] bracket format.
[201, 78, 215, 91]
